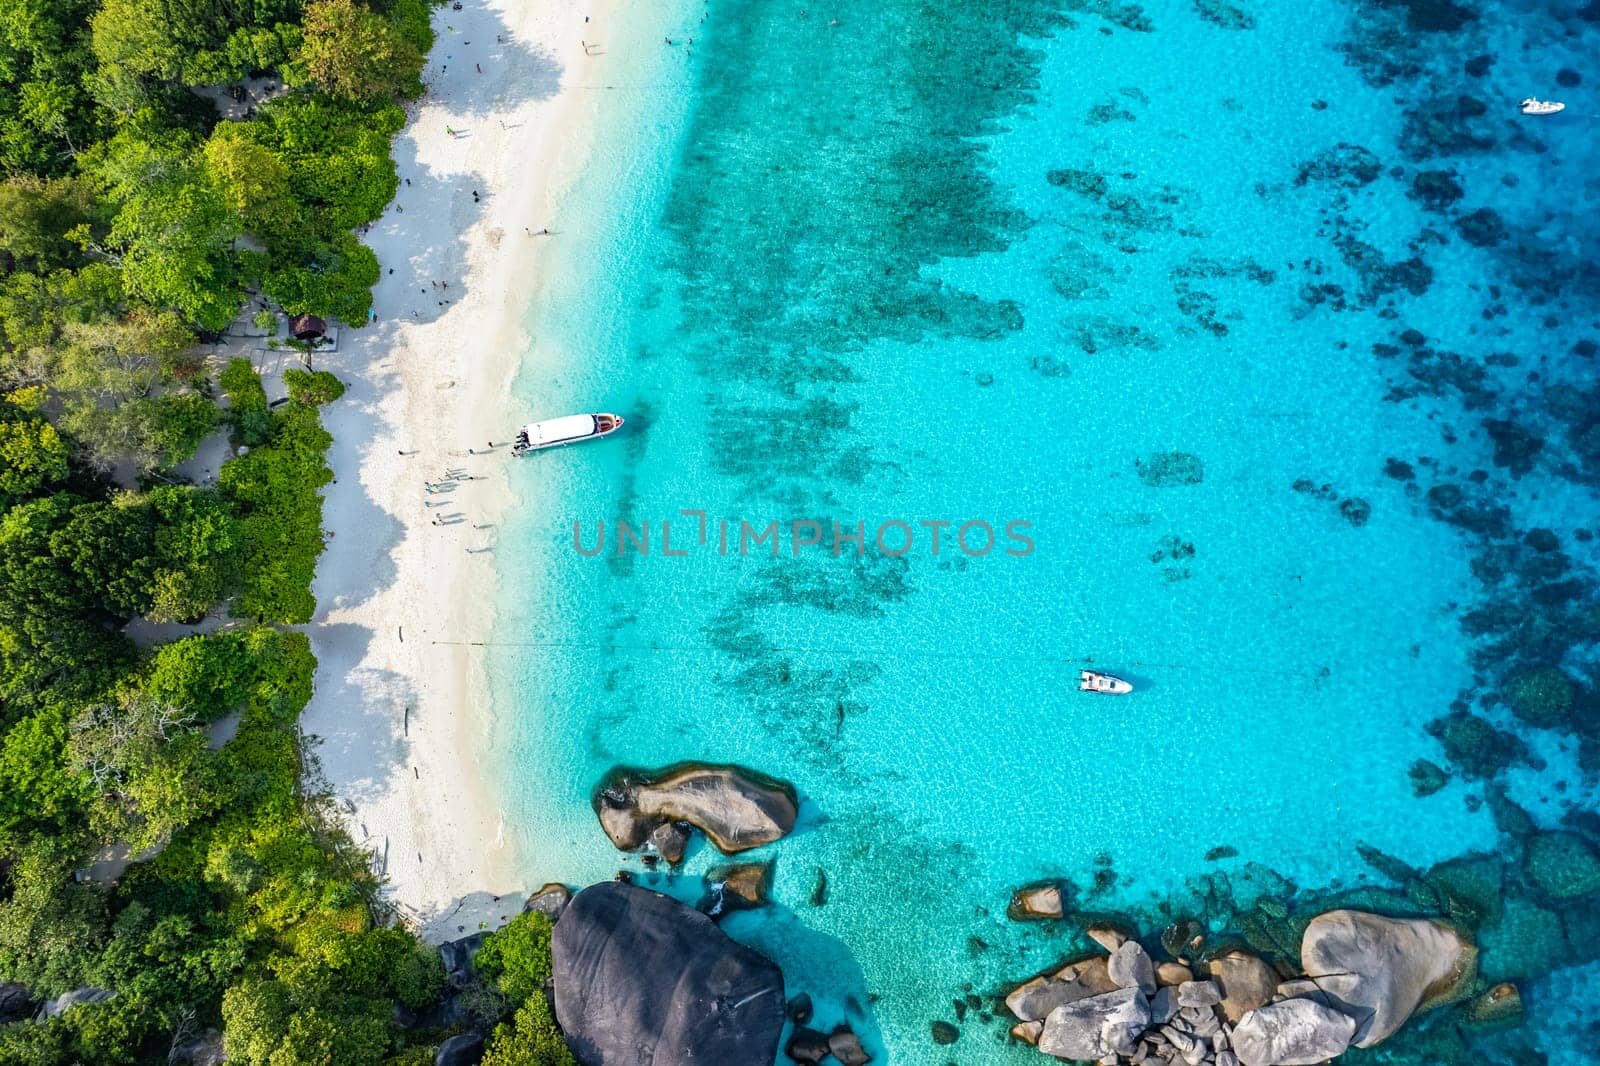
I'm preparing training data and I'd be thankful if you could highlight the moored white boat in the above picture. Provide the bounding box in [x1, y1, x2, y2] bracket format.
[1079, 669, 1133, 695]
[511, 412, 625, 454]
[1520, 98, 1565, 115]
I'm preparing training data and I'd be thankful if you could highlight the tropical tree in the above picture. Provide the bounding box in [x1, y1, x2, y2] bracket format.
[297, 0, 423, 101]
[481, 995, 577, 1066]
[0, 388, 69, 502]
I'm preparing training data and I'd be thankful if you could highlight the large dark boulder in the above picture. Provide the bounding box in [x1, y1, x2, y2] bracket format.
[552, 882, 785, 1064]
[435, 1032, 485, 1066]
[440, 932, 487, 988]
[0, 982, 36, 1024]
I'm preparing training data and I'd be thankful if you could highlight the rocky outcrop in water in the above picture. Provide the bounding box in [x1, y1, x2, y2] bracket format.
[552, 881, 786, 1064]
[523, 882, 573, 921]
[594, 763, 798, 855]
[1299, 909, 1472, 1046]
[1004, 908, 1472, 1065]
[1231, 997, 1358, 1065]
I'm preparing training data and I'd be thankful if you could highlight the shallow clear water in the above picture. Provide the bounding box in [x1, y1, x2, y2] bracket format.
[491, 0, 1600, 1061]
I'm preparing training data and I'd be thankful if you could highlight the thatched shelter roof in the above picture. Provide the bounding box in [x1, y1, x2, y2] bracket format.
[289, 314, 326, 341]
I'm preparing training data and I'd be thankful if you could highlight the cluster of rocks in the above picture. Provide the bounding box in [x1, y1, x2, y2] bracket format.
[592, 762, 799, 863]
[782, 994, 873, 1066]
[1004, 908, 1473, 1065]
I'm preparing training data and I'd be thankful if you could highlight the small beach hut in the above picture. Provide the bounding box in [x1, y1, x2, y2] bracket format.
[289, 314, 326, 341]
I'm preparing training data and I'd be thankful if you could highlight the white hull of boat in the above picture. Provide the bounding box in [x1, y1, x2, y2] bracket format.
[1079, 670, 1133, 695]
[512, 413, 625, 454]
[1521, 99, 1564, 115]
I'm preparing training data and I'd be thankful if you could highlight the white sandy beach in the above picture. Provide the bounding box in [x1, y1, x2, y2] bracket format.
[300, 0, 617, 941]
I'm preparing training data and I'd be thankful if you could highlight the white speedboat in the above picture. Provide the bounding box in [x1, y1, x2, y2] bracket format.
[1520, 98, 1565, 116]
[1079, 669, 1133, 695]
[511, 412, 625, 454]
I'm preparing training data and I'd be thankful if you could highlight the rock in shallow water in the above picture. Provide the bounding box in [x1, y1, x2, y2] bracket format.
[785, 1026, 830, 1064]
[1299, 909, 1472, 1047]
[1207, 950, 1278, 1023]
[828, 1025, 871, 1065]
[594, 763, 798, 854]
[1038, 987, 1150, 1060]
[1009, 881, 1066, 919]
[1005, 956, 1119, 1023]
[1108, 940, 1157, 995]
[523, 882, 572, 921]
[552, 882, 785, 1064]
[1232, 997, 1359, 1066]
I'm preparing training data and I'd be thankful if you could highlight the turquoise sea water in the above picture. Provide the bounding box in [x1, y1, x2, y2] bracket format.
[490, 0, 1600, 1061]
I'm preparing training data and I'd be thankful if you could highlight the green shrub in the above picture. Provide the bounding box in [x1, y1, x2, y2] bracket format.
[481, 994, 576, 1066]
[219, 359, 273, 448]
[144, 633, 256, 722]
[219, 404, 331, 624]
[474, 911, 555, 1005]
[282, 369, 345, 406]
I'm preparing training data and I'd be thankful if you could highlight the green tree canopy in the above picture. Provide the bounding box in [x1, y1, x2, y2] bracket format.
[481, 994, 577, 1066]
[0, 387, 69, 503]
[474, 911, 556, 1005]
[297, 0, 424, 101]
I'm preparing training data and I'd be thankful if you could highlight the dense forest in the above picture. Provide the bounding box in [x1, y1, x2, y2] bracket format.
[0, 0, 571, 1062]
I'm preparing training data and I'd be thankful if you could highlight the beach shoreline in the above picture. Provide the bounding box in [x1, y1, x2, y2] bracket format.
[300, 0, 615, 942]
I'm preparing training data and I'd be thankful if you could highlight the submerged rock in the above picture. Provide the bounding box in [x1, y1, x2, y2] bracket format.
[1294, 142, 1382, 188]
[1232, 997, 1358, 1065]
[1504, 667, 1575, 729]
[1408, 758, 1450, 797]
[1136, 452, 1205, 487]
[1524, 830, 1600, 899]
[1299, 910, 1473, 1046]
[594, 763, 798, 855]
[1461, 982, 1523, 1029]
[1037, 987, 1150, 1060]
[1455, 207, 1508, 247]
[551, 882, 785, 1064]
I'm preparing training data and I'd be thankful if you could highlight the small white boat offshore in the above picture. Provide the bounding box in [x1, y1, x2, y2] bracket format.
[1520, 98, 1565, 116]
[511, 412, 625, 454]
[1079, 669, 1133, 695]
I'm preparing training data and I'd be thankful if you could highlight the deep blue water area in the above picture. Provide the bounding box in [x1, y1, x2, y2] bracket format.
[490, 0, 1600, 1061]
